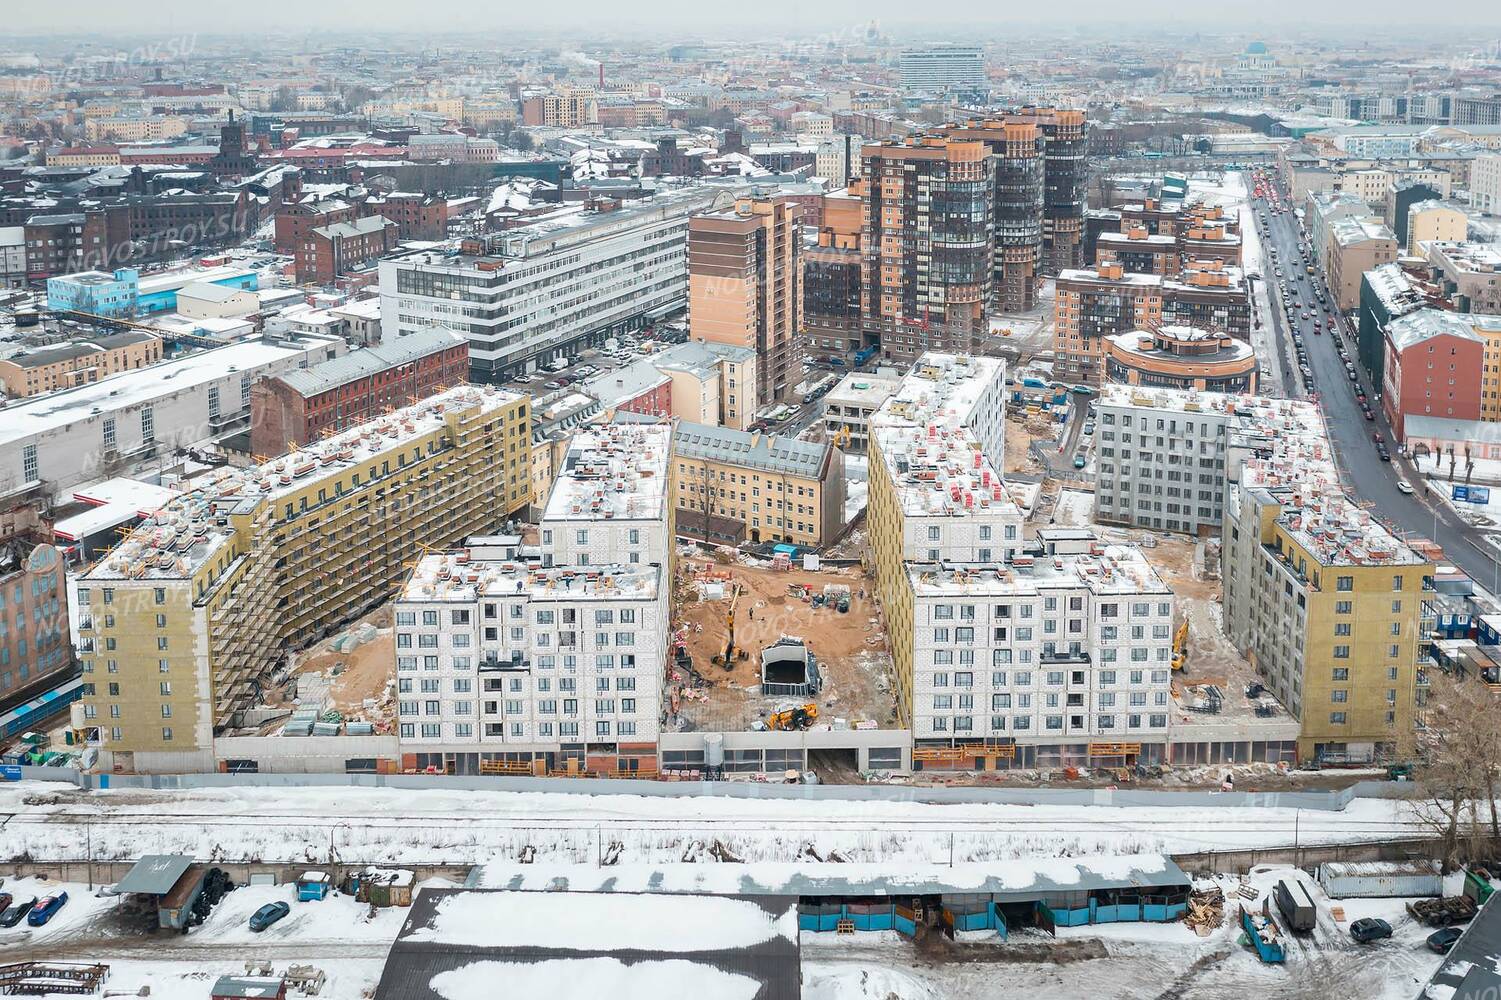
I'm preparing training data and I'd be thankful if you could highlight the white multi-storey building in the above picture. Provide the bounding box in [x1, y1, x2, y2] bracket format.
[1472, 154, 1501, 215]
[0, 333, 344, 503]
[1094, 386, 1234, 536]
[379, 187, 738, 382]
[907, 540, 1176, 746]
[898, 46, 986, 93]
[868, 353, 1176, 767]
[1094, 385, 1328, 538]
[394, 419, 673, 775]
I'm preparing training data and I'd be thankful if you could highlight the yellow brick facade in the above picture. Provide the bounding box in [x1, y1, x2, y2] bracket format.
[78, 390, 532, 760]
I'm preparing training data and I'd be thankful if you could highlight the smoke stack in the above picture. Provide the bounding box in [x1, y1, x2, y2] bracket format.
[599, 63, 605, 88]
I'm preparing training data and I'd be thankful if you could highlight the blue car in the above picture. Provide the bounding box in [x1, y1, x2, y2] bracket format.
[26, 891, 67, 927]
[249, 901, 290, 932]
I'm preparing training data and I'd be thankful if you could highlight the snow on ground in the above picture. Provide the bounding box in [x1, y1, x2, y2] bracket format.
[843, 455, 868, 525]
[0, 877, 118, 945]
[0, 782, 1423, 866]
[1052, 488, 1095, 526]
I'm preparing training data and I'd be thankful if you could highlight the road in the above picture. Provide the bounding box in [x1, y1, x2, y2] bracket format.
[1250, 177, 1501, 589]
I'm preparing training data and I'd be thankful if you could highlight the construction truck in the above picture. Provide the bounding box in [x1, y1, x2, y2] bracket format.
[767, 703, 819, 731]
[1171, 620, 1189, 672]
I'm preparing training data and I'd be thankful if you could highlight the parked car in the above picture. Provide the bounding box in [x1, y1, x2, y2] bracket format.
[249, 902, 291, 932]
[1427, 926, 1464, 953]
[0, 894, 11, 916]
[1073, 455, 1087, 469]
[1397, 481, 1415, 495]
[26, 892, 66, 927]
[1351, 917, 1393, 943]
[0, 898, 34, 927]
[1378, 447, 1391, 462]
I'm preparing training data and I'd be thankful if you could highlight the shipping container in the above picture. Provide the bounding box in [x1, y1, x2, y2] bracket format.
[1318, 861, 1442, 899]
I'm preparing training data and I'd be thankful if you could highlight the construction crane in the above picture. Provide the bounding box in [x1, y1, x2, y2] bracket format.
[1171, 620, 1189, 672]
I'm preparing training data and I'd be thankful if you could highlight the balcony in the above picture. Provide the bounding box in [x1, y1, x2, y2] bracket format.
[1040, 649, 1091, 666]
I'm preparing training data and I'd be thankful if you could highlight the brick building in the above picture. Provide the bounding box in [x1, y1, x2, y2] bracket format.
[274, 198, 356, 254]
[296, 216, 399, 286]
[250, 327, 469, 457]
[365, 193, 450, 241]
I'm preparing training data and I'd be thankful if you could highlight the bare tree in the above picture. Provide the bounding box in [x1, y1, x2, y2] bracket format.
[1404, 668, 1501, 869]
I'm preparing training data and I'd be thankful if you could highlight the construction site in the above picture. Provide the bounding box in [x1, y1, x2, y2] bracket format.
[667, 546, 899, 761]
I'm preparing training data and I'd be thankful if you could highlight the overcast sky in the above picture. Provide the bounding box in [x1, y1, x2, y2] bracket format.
[6, 0, 1501, 35]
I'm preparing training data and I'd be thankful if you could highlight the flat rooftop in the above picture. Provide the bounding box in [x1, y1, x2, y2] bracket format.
[401, 553, 659, 605]
[137, 264, 256, 296]
[869, 352, 1021, 521]
[909, 543, 1171, 597]
[84, 384, 525, 582]
[0, 336, 335, 445]
[542, 421, 672, 524]
[1100, 384, 1421, 567]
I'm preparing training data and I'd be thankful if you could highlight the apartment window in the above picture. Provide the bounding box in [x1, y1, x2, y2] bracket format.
[1336, 576, 1353, 592]
[1392, 575, 1404, 592]
[1335, 601, 1352, 614]
[1333, 645, 1350, 659]
[21, 445, 36, 482]
[1330, 712, 1347, 725]
[161, 727, 173, 742]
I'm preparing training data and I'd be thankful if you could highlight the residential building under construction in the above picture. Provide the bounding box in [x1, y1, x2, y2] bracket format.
[75, 384, 532, 772]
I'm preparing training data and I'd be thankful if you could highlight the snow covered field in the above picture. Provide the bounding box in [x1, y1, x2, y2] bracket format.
[0, 782, 1425, 866]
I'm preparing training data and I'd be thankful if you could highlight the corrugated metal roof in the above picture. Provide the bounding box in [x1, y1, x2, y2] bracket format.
[375, 889, 801, 1000]
[274, 328, 464, 397]
[114, 853, 196, 895]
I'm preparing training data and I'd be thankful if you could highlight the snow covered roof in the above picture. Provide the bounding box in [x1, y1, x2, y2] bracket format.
[375, 889, 801, 1000]
[474, 857, 1192, 899]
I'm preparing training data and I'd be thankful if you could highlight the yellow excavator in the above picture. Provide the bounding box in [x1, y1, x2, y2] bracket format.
[768, 703, 819, 731]
[1171, 620, 1189, 672]
[719, 582, 743, 671]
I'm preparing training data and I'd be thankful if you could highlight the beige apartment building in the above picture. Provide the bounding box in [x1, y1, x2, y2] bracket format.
[688, 194, 802, 408]
[76, 386, 532, 771]
[671, 422, 844, 548]
[0, 331, 162, 398]
[1406, 200, 1468, 254]
[46, 146, 121, 167]
[1328, 218, 1398, 312]
[84, 116, 189, 142]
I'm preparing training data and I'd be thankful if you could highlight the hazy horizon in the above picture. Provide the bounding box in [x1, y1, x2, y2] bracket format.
[5, 0, 1501, 36]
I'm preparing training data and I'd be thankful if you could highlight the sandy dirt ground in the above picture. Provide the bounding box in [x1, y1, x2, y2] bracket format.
[264, 606, 397, 722]
[672, 558, 896, 732]
[1004, 414, 1051, 476]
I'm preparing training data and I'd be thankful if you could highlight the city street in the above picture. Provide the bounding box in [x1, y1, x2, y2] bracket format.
[1251, 178, 1501, 589]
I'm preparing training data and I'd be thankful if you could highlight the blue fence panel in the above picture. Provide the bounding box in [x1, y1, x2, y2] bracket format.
[995, 906, 1008, 941]
[895, 913, 916, 936]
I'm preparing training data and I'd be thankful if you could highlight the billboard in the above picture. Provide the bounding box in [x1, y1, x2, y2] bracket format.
[1453, 485, 1492, 504]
